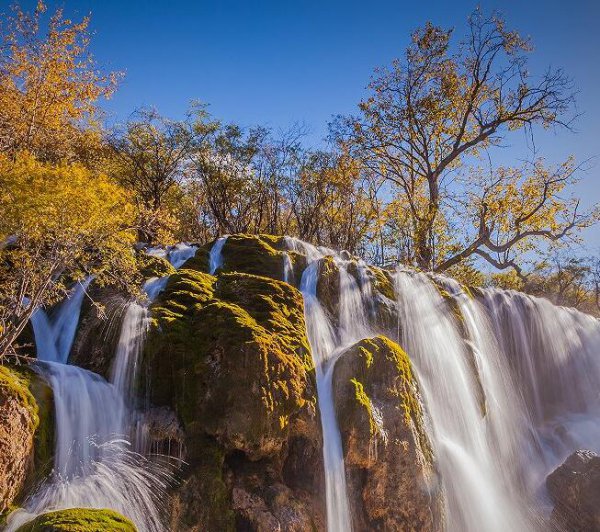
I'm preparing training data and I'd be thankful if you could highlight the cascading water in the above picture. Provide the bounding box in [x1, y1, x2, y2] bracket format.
[10, 235, 600, 532]
[8, 244, 199, 531]
[8, 282, 169, 532]
[287, 237, 600, 532]
[209, 235, 228, 274]
[480, 289, 600, 493]
[290, 238, 375, 532]
[282, 251, 295, 284]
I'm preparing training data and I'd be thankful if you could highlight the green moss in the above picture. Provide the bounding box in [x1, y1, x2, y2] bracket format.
[215, 273, 313, 370]
[350, 378, 378, 437]
[349, 336, 433, 464]
[0, 365, 40, 432]
[25, 371, 55, 485]
[16, 508, 137, 531]
[219, 234, 287, 280]
[370, 266, 396, 300]
[177, 435, 235, 532]
[0, 365, 55, 508]
[184, 234, 298, 282]
[182, 243, 211, 273]
[137, 252, 176, 279]
[145, 269, 314, 456]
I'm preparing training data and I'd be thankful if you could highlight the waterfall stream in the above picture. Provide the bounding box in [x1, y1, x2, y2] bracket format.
[7, 236, 600, 532]
[284, 237, 600, 532]
[8, 244, 197, 531]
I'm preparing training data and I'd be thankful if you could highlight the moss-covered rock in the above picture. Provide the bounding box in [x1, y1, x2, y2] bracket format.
[333, 336, 442, 531]
[148, 270, 314, 458]
[137, 252, 176, 279]
[183, 234, 306, 285]
[0, 365, 53, 514]
[16, 508, 137, 531]
[145, 266, 322, 530]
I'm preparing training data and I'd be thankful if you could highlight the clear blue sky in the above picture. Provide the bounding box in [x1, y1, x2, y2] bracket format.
[8, 0, 600, 247]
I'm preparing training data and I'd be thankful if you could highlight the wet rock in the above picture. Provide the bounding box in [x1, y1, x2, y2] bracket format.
[0, 365, 53, 515]
[15, 507, 137, 531]
[547, 450, 600, 531]
[333, 336, 442, 531]
[68, 283, 129, 379]
[146, 267, 324, 530]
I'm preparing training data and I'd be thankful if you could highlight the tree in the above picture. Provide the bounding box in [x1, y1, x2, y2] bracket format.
[0, 1, 120, 162]
[287, 148, 379, 254]
[335, 9, 595, 273]
[0, 153, 136, 359]
[108, 105, 217, 242]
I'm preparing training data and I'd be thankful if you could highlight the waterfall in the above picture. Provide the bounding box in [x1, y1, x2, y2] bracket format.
[480, 289, 600, 491]
[292, 238, 374, 532]
[7, 243, 201, 531]
[167, 243, 198, 269]
[282, 251, 295, 284]
[30, 278, 92, 364]
[8, 284, 169, 532]
[209, 235, 228, 274]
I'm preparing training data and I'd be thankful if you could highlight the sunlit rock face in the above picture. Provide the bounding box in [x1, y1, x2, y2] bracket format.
[547, 450, 600, 532]
[333, 336, 442, 531]
[0, 366, 52, 515]
[145, 252, 326, 531]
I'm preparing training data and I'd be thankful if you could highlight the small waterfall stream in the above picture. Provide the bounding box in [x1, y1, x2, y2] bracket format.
[288, 237, 375, 532]
[8, 244, 197, 531]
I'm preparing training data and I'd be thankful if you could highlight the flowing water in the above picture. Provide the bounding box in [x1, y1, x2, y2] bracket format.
[285, 237, 600, 532]
[8, 245, 200, 531]
[9, 236, 600, 532]
[209, 235, 228, 274]
[289, 237, 373, 532]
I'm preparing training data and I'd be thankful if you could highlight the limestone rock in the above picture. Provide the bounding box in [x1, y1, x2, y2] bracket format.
[333, 335, 442, 531]
[547, 450, 600, 531]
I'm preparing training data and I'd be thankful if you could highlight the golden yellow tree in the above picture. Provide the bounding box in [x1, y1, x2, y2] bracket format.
[0, 1, 120, 162]
[336, 9, 596, 273]
[0, 153, 136, 358]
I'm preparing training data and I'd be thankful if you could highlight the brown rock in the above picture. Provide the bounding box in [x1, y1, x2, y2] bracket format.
[0, 366, 39, 513]
[333, 335, 443, 531]
[547, 450, 600, 531]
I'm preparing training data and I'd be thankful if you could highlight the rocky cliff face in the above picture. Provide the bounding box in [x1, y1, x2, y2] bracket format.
[547, 450, 600, 531]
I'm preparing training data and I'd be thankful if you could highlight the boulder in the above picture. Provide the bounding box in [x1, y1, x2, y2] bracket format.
[333, 336, 442, 531]
[547, 450, 600, 531]
[16, 508, 137, 531]
[145, 267, 324, 530]
[0, 365, 53, 515]
[68, 283, 129, 379]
